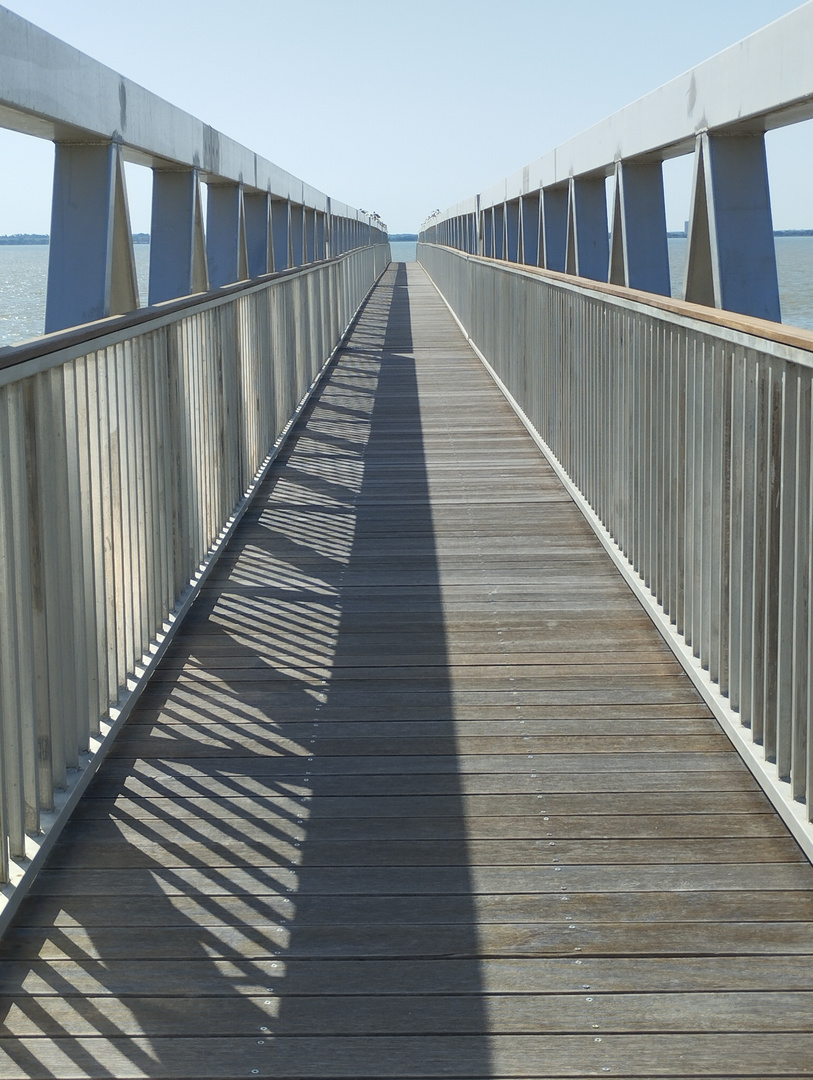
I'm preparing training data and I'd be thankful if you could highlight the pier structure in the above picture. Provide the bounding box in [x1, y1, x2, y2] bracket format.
[2, 5, 813, 1077]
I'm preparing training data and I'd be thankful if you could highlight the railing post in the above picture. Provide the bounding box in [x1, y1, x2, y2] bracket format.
[149, 168, 209, 303]
[565, 175, 609, 281]
[207, 181, 249, 288]
[685, 132, 780, 321]
[608, 161, 671, 295]
[45, 141, 138, 333]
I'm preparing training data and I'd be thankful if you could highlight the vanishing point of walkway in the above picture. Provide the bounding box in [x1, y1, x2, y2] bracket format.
[2, 264, 813, 1078]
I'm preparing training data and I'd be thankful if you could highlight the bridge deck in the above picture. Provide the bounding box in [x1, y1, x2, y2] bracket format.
[2, 263, 813, 1078]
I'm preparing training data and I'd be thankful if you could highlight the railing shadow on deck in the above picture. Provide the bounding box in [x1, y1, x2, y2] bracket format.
[0, 264, 494, 1078]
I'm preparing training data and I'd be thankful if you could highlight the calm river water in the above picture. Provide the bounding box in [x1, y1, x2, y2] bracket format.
[1, 237, 812, 349]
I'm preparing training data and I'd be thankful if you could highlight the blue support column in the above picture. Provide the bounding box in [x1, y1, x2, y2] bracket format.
[608, 162, 671, 295]
[244, 191, 272, 278]
[271, 200, 290, 271]
[685, 132, 780, 320]
[520, 192, 541, 266]
[149, 168, 209, 304]
[566, 176, 609, 281]
[493, 204, 505, 259]
[290, 205, 305, 266]
[45, 141, 138, 332]
[316, 212, 326, 260]
[207, 182, 248, 288]
[305, 209, 316, 262]
[482, 210, 493, 257]
[506, 200, 520, 262]
[542, 186, 568, 271]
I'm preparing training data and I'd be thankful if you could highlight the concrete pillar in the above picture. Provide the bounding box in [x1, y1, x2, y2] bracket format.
[684, 132, 780, 321]
[290, 206, 305, 265]
[148, 168, 209, 304]
[608, 161, 671, 295]
[206, 182, 248, 288]
[541, 186, 568, 271]
[520, 192, 541, 266]
[493, 204, 505, 259]
[45, 141, 138, 332]
[244, 192, 272, 278]
[506, 200, 520, 262]
[271, 200, 290, 271]
[565, 175, 609, 281]
[482, 210, 493, 257]
[305, 208, 316, 262]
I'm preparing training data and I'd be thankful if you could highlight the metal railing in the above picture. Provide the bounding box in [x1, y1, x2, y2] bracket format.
[0, 242, 390, 904]
[419, 241, 813, 858]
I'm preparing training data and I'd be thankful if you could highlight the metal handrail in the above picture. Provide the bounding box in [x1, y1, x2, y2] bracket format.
[419, 241, 813, 860]
[0, 242, 391, 916]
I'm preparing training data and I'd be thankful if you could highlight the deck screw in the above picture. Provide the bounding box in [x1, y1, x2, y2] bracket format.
[260, 1027, 269, 1032]
[586, 997, 593, 1002]
[583, 985, 591, 989]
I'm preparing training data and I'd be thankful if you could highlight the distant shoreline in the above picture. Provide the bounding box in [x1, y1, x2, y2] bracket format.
[3, 229, 813, 246]
[0, 233, 150, 245]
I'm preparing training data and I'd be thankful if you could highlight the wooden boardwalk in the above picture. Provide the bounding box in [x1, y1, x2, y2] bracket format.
[2, 262, 813, 1078]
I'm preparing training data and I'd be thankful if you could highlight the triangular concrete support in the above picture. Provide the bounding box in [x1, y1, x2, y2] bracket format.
[565, 175, 609, 281]
[608, 161, 670, 295]
[45, 141, 138, 332]
[684, 132, 780, 320]
[148, 168, 209, 305]
[206, 182, 249, 288]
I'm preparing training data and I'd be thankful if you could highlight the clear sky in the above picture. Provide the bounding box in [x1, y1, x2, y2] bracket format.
[0, 0, 811, 234]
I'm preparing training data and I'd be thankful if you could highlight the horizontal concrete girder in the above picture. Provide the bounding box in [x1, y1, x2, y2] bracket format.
[433, 1, 813, 220]
[0, 6, 376, 224]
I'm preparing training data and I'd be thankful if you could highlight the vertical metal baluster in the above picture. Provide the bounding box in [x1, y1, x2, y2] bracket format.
[763, 364, 784, 762]
[728, 347, 745, 714]
[793, 374, 811, 805]
[777, 367, 799, 779]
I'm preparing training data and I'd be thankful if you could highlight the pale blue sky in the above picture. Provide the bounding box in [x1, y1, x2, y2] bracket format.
[0, 0, 810, 233]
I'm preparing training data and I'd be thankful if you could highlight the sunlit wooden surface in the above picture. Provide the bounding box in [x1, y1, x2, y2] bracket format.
[1, 263, 812, 1078]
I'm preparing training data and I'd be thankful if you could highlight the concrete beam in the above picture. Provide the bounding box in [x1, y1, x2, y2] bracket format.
[426, 2, 813, 221]
[0, 5, 379, 227]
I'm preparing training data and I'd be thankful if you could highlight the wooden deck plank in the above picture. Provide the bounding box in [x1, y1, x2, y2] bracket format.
[2, 262, 812, 1078]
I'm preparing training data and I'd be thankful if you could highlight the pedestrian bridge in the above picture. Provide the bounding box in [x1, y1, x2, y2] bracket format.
[2, 7, 813, 1079]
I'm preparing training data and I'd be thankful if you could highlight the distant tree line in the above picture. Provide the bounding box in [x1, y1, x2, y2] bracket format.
[0, 232, 151, 244]
[389, 233, 418, 241]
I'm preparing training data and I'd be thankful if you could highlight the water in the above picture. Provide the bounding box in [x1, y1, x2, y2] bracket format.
[2, 237, 812, 349]
[0, 245, 150, 347]
[390, 241, 417, 263]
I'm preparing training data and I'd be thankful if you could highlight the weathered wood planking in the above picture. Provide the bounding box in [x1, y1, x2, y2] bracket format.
[1, 262, 813, 1079]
